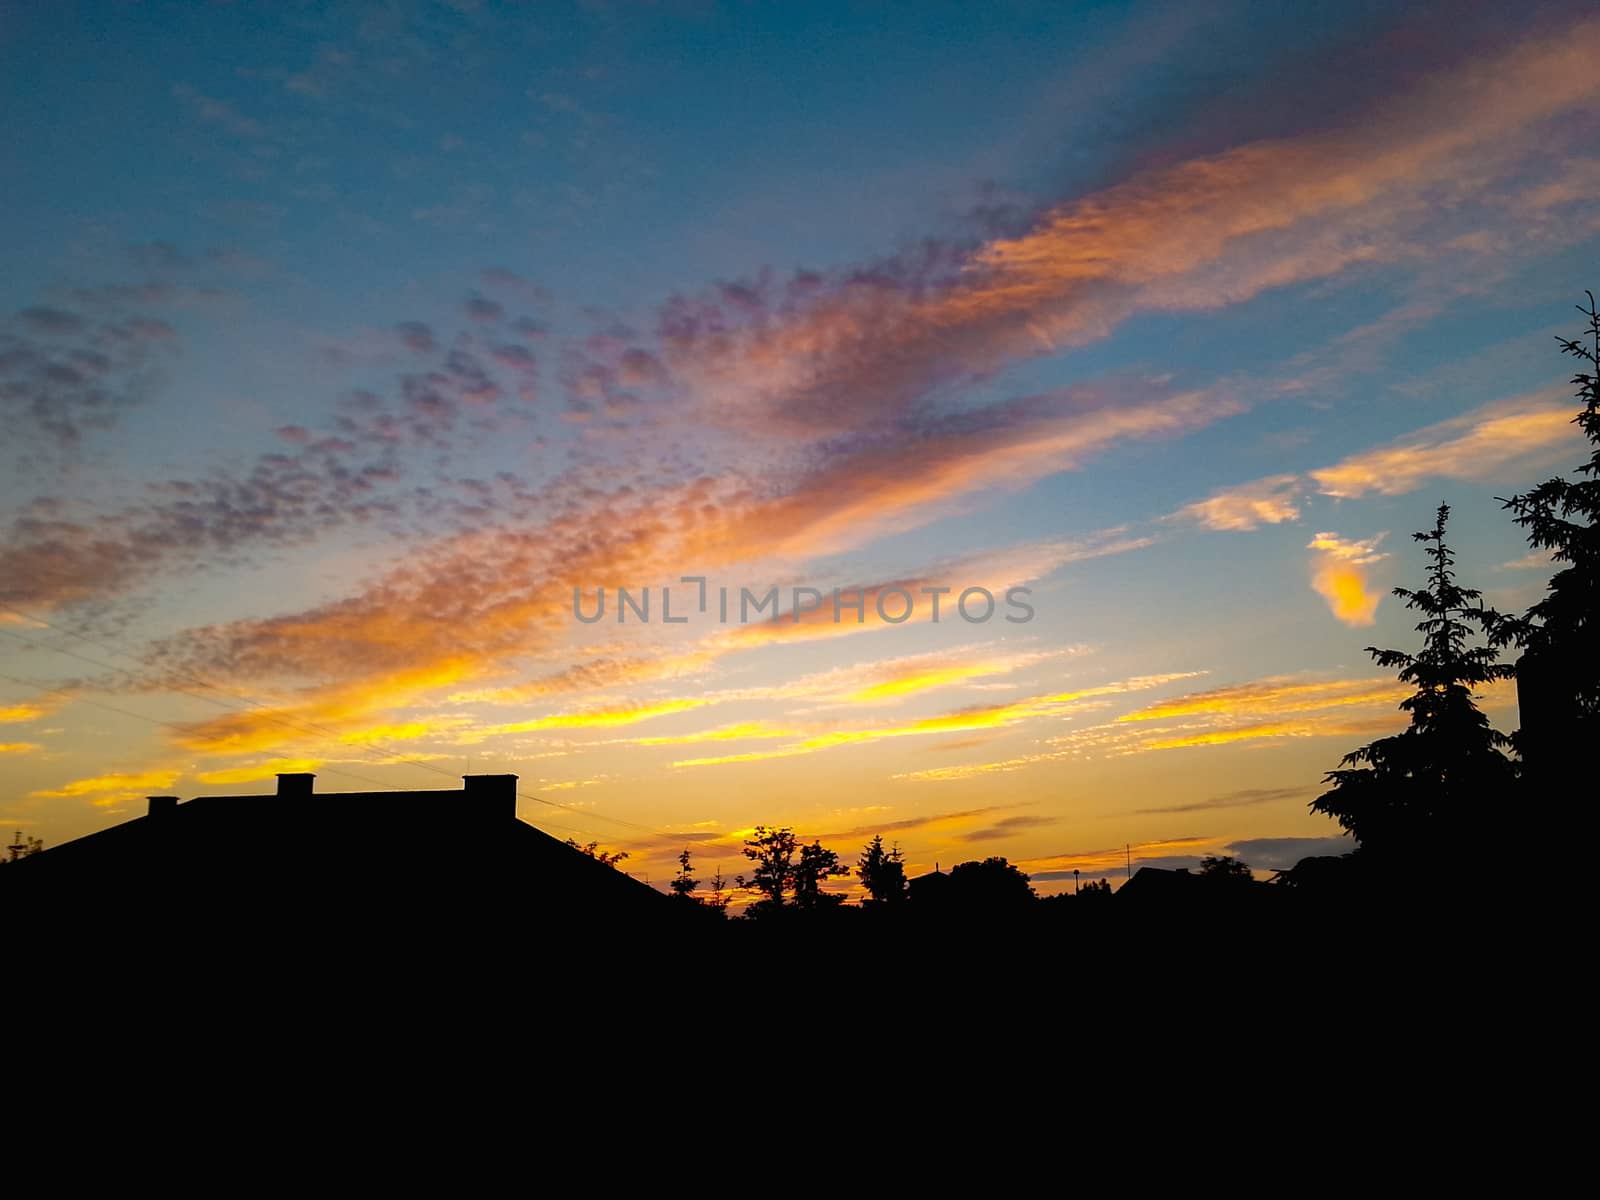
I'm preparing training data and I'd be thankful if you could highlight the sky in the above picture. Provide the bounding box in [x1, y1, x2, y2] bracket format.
[3, 0, 1597, 900]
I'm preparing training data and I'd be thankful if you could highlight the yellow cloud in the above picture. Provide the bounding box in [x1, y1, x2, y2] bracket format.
[1311, 561, 1383, 627]
[1305, 531, 1388, 627]
[460, 698, 710, 743]
[0, 742, 41, 755]
[633, 721, 804, 746]
[672, 672, 1204, 767]
[0, 701, 57, 724]
[1118, 676, 1408, 722]
[194, 758, 324, 785]
[32, 769, 182, 802]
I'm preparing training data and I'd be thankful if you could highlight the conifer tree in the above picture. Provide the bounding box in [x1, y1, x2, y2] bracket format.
[1494, 291, 1600, 743]
[1313, 505, 1515, 865]
[856, 834, 908, 904]
[669, 847, 699, 900]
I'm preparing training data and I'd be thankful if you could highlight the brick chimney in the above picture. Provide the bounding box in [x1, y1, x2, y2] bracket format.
[276, 772, 316, 798]
[463, 774, 518, 820]
[147, 796, 178, 818]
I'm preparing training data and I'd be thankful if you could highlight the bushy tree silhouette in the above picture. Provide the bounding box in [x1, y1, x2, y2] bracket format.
[946, 857, 1035, 908]
[856, 834, 908, 904]
[1494, 290, 1600, 761]
[737, 826, 797, 912]
[565, 838, 630, 869]
[1313, 504, 1515, 867]
[1198, 855, 1253, 880]
[793, 840, 849, 908]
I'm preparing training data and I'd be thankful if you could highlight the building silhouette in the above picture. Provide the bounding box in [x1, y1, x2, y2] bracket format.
[2, 772, 669, 938]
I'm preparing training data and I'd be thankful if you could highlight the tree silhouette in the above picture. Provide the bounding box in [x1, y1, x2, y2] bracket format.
[706, 866, 730, 915]
[1313, 504, 1515, 866]
[946, 857, 1036, 908]
[1494, 290, 1600, 763]
[669, 848, 699, 900]
[565, 838, 630, 869]
[856, 834, 908, 904]
[4, 831, 44, 863]
[737, 825, 798, 911]
[793, 840, 849, 908]
[1198, 855, 1253, 880]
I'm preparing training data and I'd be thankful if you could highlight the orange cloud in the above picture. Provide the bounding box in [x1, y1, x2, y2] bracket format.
[1177, 475, 1302, 532]
[0, 742, 40, 754]
[1309, 391, 1578, 499]
[1173, 389, 1584, 535]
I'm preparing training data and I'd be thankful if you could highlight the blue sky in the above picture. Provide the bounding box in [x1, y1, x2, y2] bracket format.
[3, 0, 1596, 895]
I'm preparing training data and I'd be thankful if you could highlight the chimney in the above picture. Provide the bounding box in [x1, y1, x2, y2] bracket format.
[147, 796, 178, 818]
[276, 773, 316, 798]
[463, 774, 518, 820]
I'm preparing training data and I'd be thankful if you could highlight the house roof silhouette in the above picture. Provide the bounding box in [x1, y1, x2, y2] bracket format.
[2, 772, 668, 932]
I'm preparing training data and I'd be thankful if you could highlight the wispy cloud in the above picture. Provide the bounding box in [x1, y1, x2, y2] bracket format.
[1172, 391, 1583, 533]
[32, 768, 182, 805]
[1132, 785, 1311, 815]
[672, 672, 1204, 769]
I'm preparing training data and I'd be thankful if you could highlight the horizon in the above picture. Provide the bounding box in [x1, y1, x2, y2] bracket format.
[4, 0, 1596, 902]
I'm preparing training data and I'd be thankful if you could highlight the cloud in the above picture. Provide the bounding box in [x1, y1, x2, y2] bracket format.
[672, 672, 1204, 769]
[636, 17, 1600, 438]
[453, 698, 711, 744]
[960, 814, 1060, 842]
[171, 84, 267, 140]
[0, 742, 40, 755]
[1224, 835, 1355, 870]
[194, 758, 324, 785]
[1308, 531, 1388, 626]
[1020, 837, 1213, 879]
[1176, 475, 1303, 531]
[1501, 550, 1557, 571]
[1119, 675, 1408, 723]
[906, 670, 1515, 778]
[0, 701, 59, 724]
[1173, 391, 1585, 534]
[1308, 391, 1580, 498]
[1, 293, 178, 455]
[32, 768, 182, 804]
[1133, 785, 1312, 815]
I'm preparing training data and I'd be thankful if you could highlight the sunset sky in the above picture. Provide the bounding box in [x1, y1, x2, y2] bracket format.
[3, 0, 1596, 899]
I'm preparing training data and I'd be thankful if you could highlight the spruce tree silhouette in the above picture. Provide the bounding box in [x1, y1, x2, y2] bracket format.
[670, 848, 699, 900]
[1494, 290, 1600, 776]
[1313, 504, 1515, 876]
[856, 834, 908, 904]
